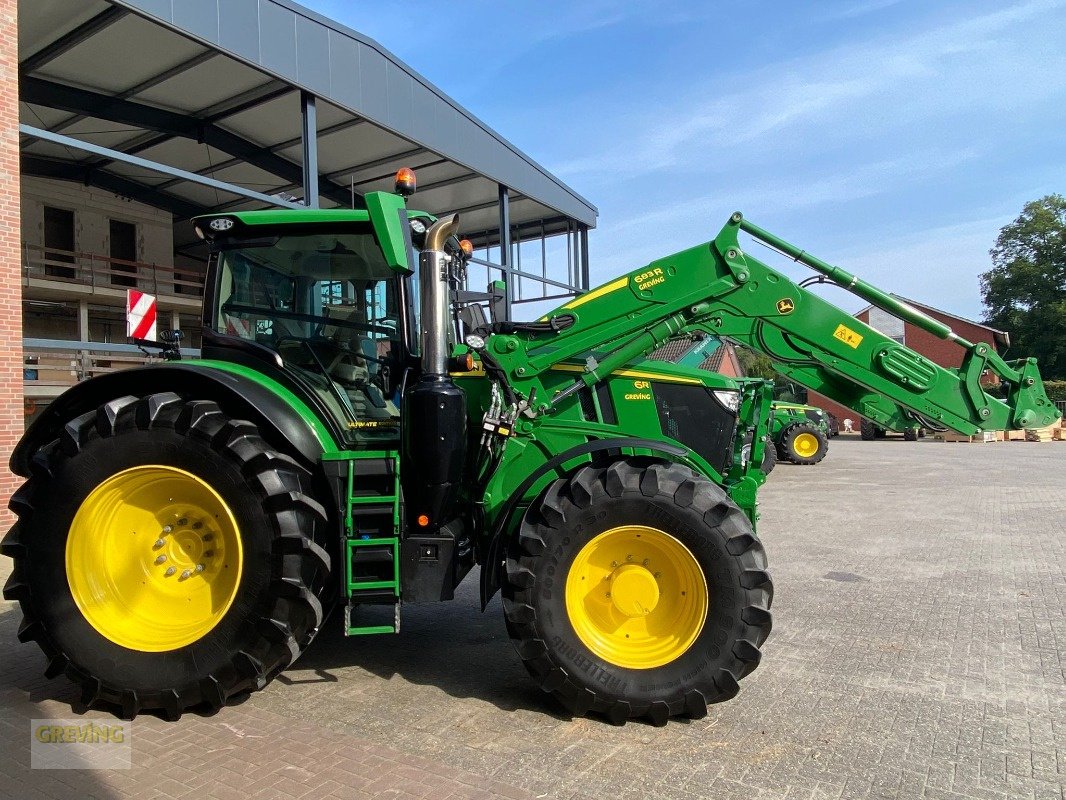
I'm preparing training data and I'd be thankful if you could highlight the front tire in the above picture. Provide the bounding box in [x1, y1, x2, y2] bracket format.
[2, 393, 330, 719]
[779, 423, 828, 465]
[760, 437, 777, 475]
[502, 460, 773, 725]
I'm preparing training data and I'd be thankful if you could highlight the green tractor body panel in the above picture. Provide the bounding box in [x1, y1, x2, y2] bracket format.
[191, 359, 341, 453]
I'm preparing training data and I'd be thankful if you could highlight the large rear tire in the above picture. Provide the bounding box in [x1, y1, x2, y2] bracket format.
[779, 423, 828, 465]
[502, 460, 773, 725]
[860, 418, 877, 440]
[2, 393, 330, 719]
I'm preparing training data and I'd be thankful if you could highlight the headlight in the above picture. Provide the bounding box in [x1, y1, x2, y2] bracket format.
[712, 389, 741, 413]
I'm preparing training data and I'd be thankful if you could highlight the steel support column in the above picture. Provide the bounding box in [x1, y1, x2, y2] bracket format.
[579, 226, 591, 291]
[301, 92, 319, 208]
[498, 184, 512, 320]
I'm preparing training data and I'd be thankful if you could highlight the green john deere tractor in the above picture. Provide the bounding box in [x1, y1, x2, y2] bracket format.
[4, 173, 1059, 725]
[767, 402, 830, 467]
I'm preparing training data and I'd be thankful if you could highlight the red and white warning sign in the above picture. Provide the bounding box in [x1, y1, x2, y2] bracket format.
[127, 289, 157, 340]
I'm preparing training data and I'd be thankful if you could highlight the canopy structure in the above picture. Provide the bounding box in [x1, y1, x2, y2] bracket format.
[18, 0, 597, 308]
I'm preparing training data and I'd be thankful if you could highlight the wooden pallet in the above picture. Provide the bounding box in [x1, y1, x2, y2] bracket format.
[938, 431, 998, 443]
[1025, 423, 1058, 442]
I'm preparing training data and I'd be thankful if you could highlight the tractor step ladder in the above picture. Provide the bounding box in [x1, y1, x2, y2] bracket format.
[338, 450, 402, 636]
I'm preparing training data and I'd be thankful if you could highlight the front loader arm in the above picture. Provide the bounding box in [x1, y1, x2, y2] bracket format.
[491, 213, 1058, 435]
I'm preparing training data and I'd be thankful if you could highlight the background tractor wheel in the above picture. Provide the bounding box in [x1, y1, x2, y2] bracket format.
[779, 423, 828, 465]
[502, 459, 773, 725]
[760, 437, 777, 475]
[1, 392, 330, 720]
[860, 418, 877, 440]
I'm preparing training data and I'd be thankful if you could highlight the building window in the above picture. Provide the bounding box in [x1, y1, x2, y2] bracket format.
[109, 219, 138, 288]
[43, 206, 76, 280]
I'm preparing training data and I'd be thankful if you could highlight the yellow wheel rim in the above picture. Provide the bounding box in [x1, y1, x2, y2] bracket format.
[792, 432, 820, 458]
[565, 525, 707, 669]
[66, 465, 243, 652]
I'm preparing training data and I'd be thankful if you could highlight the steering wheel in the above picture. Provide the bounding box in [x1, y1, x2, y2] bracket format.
[274, 335, 394, 392]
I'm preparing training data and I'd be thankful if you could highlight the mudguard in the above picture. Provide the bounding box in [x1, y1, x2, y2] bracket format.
[12, 363, 335, 476]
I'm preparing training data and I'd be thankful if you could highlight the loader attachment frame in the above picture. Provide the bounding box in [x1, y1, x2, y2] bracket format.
[489, 212, 1058, 438]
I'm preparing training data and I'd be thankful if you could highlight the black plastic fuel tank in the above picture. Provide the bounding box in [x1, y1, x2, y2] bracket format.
[401, 374, 467, 534]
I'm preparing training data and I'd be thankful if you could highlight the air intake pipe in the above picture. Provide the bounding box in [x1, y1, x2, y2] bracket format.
[402, 214, 468, 536]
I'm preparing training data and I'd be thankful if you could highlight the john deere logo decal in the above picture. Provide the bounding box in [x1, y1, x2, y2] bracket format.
[776, 298, 795, 315]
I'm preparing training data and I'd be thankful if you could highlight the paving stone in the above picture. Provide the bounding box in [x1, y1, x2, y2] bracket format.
[1, 440, 1063, 799]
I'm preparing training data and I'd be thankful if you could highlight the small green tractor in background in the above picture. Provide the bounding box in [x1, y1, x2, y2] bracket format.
[766, 402, 831, 468]
[4, 171, 1059, 725]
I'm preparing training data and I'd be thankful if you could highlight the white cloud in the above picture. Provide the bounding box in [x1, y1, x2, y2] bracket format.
[818, 0, 906, 22]
[552, 0, 1066, 184]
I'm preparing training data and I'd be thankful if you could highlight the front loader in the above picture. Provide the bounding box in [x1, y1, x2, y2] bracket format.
[4, 172, 1058, 725]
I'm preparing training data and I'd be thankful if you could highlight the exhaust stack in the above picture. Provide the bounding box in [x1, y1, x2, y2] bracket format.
[419, 214, 460, 375]
[402, 213, 467, 537]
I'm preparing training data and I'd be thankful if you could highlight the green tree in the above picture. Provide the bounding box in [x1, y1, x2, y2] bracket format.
[736, 346, 775, 380]
[980, 195, 1066, 380]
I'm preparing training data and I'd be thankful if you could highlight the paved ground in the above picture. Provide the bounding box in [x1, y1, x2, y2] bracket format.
[2, 437, 1063, 800]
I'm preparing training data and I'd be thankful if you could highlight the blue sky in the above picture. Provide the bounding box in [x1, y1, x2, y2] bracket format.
[306, 0, 1066, 320]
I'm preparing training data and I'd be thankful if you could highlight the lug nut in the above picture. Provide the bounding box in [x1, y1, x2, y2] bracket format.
[610, 561, 618, 568]
[654, 572, 662, 579]
[179, 569, 191, 580]
[153, 539, 165, 549]
[626, 554, 633, 561]
[154, 555, 167, 565]
[643, 559, 650, 567]
[195, 564, 205, 573]
[162, 525, 173, 533]
[164, 566, 176, 577]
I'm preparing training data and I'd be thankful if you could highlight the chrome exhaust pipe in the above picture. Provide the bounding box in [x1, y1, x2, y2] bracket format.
[419, 214, 460, 376]
[403, 213, 466, 536]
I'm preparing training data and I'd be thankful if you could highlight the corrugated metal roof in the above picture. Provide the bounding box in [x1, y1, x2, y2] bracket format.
[18, 0, 597, 252]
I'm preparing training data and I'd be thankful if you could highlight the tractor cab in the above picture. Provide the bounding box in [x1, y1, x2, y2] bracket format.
[193, 198, 435, 447]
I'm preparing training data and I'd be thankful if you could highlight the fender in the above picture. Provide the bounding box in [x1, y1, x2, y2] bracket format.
[479, 437, 688, 609]
[12, 362, 338, 476]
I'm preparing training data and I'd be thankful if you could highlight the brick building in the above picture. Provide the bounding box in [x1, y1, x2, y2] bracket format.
[1, 0, 21, 529]
[808, 296, 1009, 426]
[648, 335, 744, 378]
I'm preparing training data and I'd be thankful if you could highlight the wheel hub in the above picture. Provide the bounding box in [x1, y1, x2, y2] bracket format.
[65, 465, 243, 652]
[609, 564, 660, 617]
[793, 432, 819, 458]
[565, 525, 708, 669]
